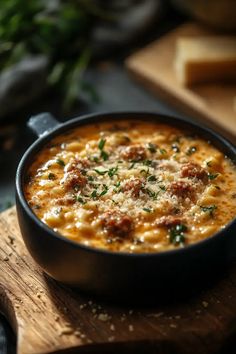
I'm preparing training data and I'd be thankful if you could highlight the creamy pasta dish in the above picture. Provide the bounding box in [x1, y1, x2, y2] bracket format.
[24, 120, 236, 253]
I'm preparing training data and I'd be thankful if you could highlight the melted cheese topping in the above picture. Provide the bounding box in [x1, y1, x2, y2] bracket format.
[24, 120, 236, 253]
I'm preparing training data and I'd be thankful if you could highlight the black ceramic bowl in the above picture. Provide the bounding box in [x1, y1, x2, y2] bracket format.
[16, 112, 236, 301]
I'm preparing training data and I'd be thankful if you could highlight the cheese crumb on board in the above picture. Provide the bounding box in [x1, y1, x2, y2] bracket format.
[128, 324, 134, 332]
[175, 37, 236, 85]
[202, 301, 209, 308]
[97, 313, 111, 322]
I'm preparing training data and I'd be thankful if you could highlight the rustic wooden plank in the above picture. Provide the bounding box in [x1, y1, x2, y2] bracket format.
[0, 207, 236, 354]
[125, 23, 236, 142]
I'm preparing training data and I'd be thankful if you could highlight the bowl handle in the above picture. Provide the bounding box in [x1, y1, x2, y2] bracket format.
[27, 112, 61, 138]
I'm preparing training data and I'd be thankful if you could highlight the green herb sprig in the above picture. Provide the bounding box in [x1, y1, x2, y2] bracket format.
[186, 146, 197, 156]
[200, 205, 217, 217]
[147, 175, 157, 182]
[0, 1, 115, 108]
[48, 172, 56, 180]
[169, 224, 187, 245]
[143, 208, 152, 213]
[56, 158, 65, 167]
[208, 173, 219, 180]
[98, 138, 109, 161]
[147, 143, 157, 153]
[159, 149, 167, 155]
[108, 166, 118, 178]
[77, 196, 86, 204]
[94, 168, 108, 175]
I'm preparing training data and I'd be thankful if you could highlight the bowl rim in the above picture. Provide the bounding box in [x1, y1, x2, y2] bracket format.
[16, 111, 236, 259]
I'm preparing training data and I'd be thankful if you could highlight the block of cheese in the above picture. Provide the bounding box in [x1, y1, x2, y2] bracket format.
[175, 37, 236, 85]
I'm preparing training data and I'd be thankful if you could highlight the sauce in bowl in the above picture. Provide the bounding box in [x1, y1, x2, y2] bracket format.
[24, 120, 236, 253]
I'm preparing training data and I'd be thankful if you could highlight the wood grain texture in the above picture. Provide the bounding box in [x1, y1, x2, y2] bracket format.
[1, 207, 236, 354]
[126, 23, 236, 142]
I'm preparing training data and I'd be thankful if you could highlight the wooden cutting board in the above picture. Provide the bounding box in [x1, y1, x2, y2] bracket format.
[1, 207, 236, 354]
[126, 22, 236, 142]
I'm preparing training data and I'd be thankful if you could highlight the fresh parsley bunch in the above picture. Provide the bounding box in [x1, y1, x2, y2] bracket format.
[0, 0, 112, 107]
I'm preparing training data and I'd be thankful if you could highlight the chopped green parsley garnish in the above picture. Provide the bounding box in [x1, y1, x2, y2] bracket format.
[206, 161, 212, 167]
[147, 175, 157, 182]
[143, 160, 153, 166]
[208, 173, 219, 180]
[73, 184, 80, 192]
[159, 185, 166, 191]
[90, 156, 99, 163]
[128, 161, 136, 169]
[54, 207, 62, 215]
[98, 138, 106, 150]
[140, 168, 149, 177]
[200, 205, 217, 217]
[108, 166, 118, 178]
[98, 138, 109, 161]
[91, 190, 98, 199]
[48, 173, 56, 180]
[146, 188, 158, 200]
[91, 185, 108, 198]
[172, 136, 181, 143]
[169, 224, 187, 245]
[172, 144, 180, 153]
[186, 146, 197, 156]
[81, 169, 87, 176]
[101, 150, 109, 161]
[94, 168, 108, 175]
[143, 208, 152, 213]
[93, 166, 118, 177]
[159, 148, 167, 155]
[77, 197, 86, 204]
[56, 158, 65, 167]
[100, 185, 108, 196]
[147, 142, 157, 153]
